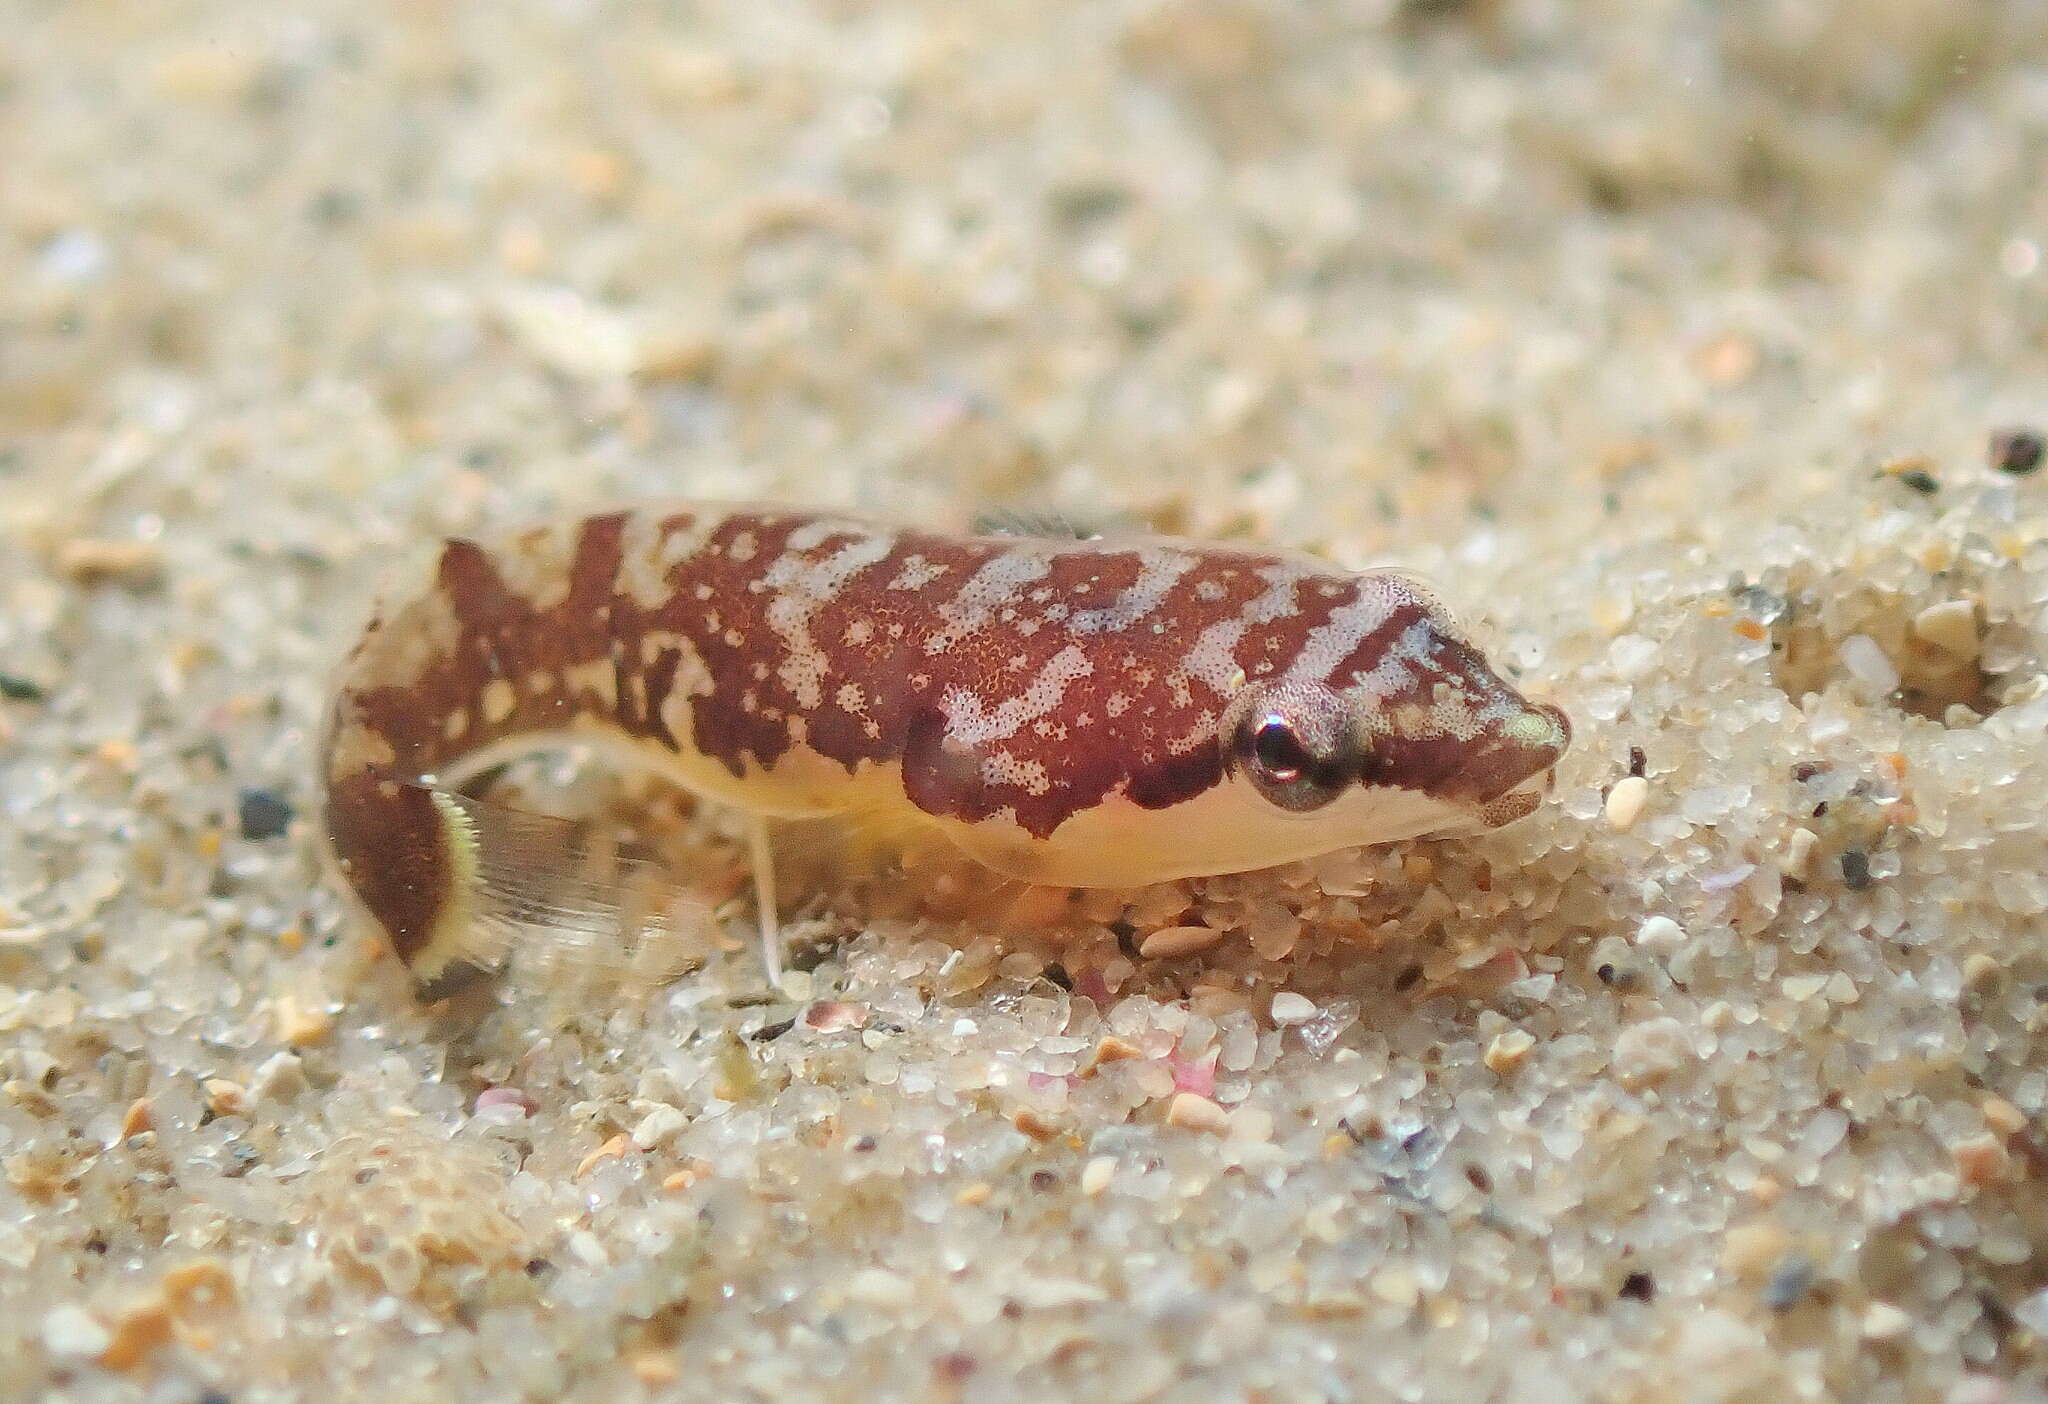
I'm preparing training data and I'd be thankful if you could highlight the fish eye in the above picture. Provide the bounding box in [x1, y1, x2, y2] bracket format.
[1228, 692, 1348, 812]
[1250, 716, 1311, 781]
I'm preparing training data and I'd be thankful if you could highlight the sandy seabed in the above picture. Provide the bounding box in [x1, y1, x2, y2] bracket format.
[5, 2, 2048, 1400]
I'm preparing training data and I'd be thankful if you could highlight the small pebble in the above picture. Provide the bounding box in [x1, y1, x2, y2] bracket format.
[98, 1300, 175, 1371]
[57, 537, 165, 588]
[1634, 915, 1683, 949]
[1617, 1271, 1655, 1303]
[41, 1305, 111, 1359]
[1611, 1017, 1693, 1090]
[248, 1050, 306, 1101]
[2014, 1288, 2048, 1337]
[1840, 850, 1872, 891]
[1269, 992, 1317, 1025]
[1370, 1262, 1421, 1308]
[1989, 426, 2045, 475]
[1860, 1301, 1911, 1340]
[160, 1260, 235, 1309]
[1082, 1034, 1143, 1075]
[1080, 1156, 1116, 1196]
[574, 1134, 630, 1179]
[271, 994, 333, 1048]
[494, 283, 643, 381]
[1012, 1107, 1061, 1142]
[845, 1267, 915, 1308]
[1007, 1277, 1108, 1308]
[1837, 634, 1900, 696]
[1721, 1222, 1792, 1281]
[1963, 952, 2002, 991]
[237, 787, 295, 841]
[803, 1001, 869, 1033]
[1229, 1105, 1275, 1143]
[1483, 1028, 1536, 1074]
[1781, 973, 1829, 1002]
[629, 1351, 681, 1387]
[1604, 776, 1650, 830]
[631, 1105, 690, 1150]
[119, 1098, 153, 1139]
[1784, 828, 1820, 882]
[1247, 912, 1300, 960]
[1165, 1092, 1230, 1134]
[1981, 1095, 2026, 1137]
[474, 1086, 539, 1117]
[0, 672, 47, 702]
[1140, 924, 1225, 958]
[1911, 600, 1980, 660]
[1951, 1132, 2010, 1187]
[202, 1079, 249, 1118]
[37, 228, 109, 282]
[933, 1351, 980, 1384]
[1693, 331, 1759, 387]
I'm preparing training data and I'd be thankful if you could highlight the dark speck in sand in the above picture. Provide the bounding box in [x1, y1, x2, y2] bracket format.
[237, 787, 295, 840]
[1990, 427, 2044, 476]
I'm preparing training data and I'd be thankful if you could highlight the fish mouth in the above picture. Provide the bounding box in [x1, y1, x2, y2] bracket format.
[1447, 701, 1571, 813]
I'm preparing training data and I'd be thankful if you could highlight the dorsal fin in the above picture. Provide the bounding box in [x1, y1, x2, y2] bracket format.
[970, 506, 1110, 541]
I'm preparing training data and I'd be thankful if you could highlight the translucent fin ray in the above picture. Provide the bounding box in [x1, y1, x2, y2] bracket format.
[425, 787, 719, 988]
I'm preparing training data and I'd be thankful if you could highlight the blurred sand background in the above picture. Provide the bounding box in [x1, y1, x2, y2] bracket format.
[5, 1, 2048, 1400]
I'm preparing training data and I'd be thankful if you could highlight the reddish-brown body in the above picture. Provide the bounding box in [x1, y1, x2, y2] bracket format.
[322, 504, 1568, 991]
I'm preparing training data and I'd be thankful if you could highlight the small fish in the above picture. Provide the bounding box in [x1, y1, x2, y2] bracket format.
[320, 504, 1569, 995]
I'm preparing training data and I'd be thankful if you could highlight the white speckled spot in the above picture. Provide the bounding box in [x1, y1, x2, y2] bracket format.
[1605, 775, 1650, 829]
[486, 520, 585, 612]
[762, 531, 898, 709]
[942, 645, 1092, 746]
[1068, 547, 1195, 634]
[1270, 992, 1317, 1024]
[615, 510, 721, 611]
[481, 678, 517, 725]
[924, 549, 1051, 655]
